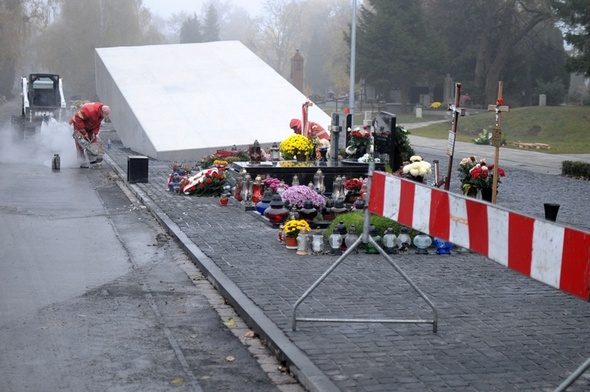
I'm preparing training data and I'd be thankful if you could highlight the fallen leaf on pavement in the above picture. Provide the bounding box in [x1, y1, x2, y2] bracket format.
[223, 318, 235, 327]
[171, 377, 185, 385]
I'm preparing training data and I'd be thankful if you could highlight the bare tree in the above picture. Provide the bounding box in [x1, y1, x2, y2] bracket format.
[302, 0, 352, 96]
[219, 6, 259, 44]
[30, 0, 163, 99]
[256, 0, 305, 77]
[0, 0, 36, 96]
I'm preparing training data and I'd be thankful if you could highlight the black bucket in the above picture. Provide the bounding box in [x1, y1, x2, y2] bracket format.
[52, 154, 60, 171]
[544, 203, 560, 222]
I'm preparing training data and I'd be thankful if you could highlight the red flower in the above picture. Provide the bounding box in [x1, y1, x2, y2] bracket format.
[199, 183, 205, 188]
[344, 178, 363, 191]
[213, 150, 237, 159]
[206, 178, 212, 184]
[469, 166, 483, 179]
[351, 130, 370, 138]
[487, 164, 506, 176]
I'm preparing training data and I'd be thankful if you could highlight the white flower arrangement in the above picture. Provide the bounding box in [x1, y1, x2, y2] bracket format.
[402, 156, 432, 177]
[357, 153, 381, 163]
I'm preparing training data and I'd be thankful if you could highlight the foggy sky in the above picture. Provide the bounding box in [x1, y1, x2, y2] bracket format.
[142, 0, 265, 18]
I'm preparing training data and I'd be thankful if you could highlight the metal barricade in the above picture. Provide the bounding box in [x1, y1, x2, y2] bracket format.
[291, 162, 438, 333]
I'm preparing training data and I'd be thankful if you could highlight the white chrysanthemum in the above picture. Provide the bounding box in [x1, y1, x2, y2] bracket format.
[403, 160, 432, 177]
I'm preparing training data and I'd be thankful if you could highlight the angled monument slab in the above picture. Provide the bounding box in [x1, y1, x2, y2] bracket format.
[95, 41, 330, 161]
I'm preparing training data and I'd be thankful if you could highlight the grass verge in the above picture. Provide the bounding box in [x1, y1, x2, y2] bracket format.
[407, 106, 590, 154]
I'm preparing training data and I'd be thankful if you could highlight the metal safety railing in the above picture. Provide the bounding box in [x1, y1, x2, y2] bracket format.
[291, 162, 438, 333]
[554, 356, 590, 392]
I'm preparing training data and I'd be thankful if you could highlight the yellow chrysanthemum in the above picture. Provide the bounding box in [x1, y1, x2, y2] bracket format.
[283, 219, 311, 238]
[279, 135, 315, 160]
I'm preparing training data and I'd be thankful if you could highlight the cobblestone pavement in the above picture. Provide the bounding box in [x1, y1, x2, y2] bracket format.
[102, 128, 590, 392]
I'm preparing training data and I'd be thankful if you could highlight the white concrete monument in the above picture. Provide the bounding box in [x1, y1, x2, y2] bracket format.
[95, 41, 331, 161]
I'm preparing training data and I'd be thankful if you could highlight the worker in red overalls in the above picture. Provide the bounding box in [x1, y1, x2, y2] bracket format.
[289, 100, 330, 141]
[289, 119, 330, 141]
[70, 102, 110, 168]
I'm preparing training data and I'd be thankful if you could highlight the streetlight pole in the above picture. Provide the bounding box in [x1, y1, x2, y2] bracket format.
[348, 0, 357, 124]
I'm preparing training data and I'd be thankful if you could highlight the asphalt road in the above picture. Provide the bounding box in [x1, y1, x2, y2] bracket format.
[0, 101, 302, 392]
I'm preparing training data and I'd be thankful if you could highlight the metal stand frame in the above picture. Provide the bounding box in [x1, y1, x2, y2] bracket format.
[292, 162, 438, 332]
[554, 356, 590, 392]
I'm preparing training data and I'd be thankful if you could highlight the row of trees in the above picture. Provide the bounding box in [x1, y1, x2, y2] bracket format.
[355, 0, 581, 108]
[0, 0, 164, 100]
[179, 5, 220, 44]
[0, 0, 588, 108]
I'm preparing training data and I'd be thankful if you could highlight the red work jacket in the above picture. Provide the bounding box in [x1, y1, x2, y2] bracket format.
[69, 102, 105, 137]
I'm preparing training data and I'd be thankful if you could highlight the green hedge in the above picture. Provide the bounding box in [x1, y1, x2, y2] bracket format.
[561, 161, 590, 180]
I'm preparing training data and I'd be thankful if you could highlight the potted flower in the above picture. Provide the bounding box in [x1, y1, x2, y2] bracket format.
[345, 126, 372, 158]
[343, 177, 364, 204]
[457, 156, 480, 196]
[283, 219, 311, 249]
[279, 135, 315, 161]
[469, 162, 506, 201]
[213, 159, 229, 168]
[457, 156, 506, 199]
[262, 177, 289, 194]
[281, 185, 326, 209]
[402, 155, 432, 183]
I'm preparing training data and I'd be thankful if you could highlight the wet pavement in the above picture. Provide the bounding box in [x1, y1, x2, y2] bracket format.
[0, 160, 301, 392]
[0, 102, 302, 391]
[99, 126, 590, 392]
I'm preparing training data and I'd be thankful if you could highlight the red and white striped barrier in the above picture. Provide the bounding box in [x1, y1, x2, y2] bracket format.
[368, 171, 590, 301]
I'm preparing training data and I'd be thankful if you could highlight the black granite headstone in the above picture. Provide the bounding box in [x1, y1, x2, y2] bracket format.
[373, 111, 397, 166]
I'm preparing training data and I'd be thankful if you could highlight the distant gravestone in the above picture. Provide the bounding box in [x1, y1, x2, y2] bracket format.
[373, 111, 399, 168]
[419, 94, 430, 108]
[539, 94, 547, 106]
[444, 74, 453, 103]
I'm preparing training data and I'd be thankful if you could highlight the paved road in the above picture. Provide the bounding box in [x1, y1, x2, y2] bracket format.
[403, 119, 590, 176]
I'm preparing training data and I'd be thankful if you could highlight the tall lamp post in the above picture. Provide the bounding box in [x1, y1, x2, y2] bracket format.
[348, 0, 357, 125]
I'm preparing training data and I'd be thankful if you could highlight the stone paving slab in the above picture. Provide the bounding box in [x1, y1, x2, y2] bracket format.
[102, 129, 590, 392]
